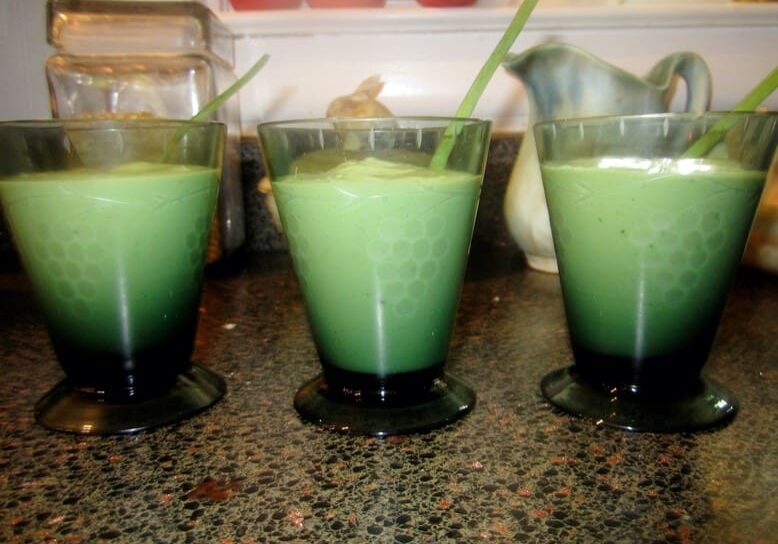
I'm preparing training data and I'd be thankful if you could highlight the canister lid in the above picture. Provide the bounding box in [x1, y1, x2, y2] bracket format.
[47, 0, 234, 67]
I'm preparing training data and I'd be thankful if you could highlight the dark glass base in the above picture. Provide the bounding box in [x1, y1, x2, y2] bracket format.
[294, 372, 476, 436]
[50, 316, 198, 403]
[34, 364, 226, 435]
[540, 366, 737, 432]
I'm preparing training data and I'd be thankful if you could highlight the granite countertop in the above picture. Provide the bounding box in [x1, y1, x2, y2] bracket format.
[1, 138, 777, 543]
[0, 244, 776, 543]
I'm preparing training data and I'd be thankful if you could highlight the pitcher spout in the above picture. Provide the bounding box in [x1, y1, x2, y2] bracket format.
[502, 43, 672, 122]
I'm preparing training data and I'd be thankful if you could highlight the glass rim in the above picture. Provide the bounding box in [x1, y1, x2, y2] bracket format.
[258, 116, 491, 130]
[534, 111, 778, 131]
[0, 119, 226, 132]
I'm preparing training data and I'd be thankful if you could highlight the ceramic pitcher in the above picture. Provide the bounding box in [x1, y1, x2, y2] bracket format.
[503, 43, 712, 273]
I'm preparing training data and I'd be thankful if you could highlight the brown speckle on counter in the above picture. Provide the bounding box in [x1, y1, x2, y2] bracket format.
[185, 478, 244, 501]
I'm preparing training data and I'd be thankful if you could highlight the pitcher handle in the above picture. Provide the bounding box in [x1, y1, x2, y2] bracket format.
[644, 52, 712, 112]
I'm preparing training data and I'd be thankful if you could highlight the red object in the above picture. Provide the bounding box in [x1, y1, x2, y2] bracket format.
[231, 0, 303, 9]
[416, 0, 476, 6]
[307, 0, 386, 7]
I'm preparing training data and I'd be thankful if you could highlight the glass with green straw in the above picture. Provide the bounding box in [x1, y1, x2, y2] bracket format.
[535, 69, 778, 432]
[0, 57, 269, 434]
[258, 0, 540, 435]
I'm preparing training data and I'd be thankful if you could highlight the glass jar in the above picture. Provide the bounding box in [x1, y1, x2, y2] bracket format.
[46, 0, 245, 260]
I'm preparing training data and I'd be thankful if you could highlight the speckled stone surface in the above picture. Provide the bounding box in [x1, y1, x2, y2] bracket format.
[0, 245, 776, 543]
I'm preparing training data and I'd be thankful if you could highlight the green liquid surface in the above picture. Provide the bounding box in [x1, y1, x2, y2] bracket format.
[0, 162, 219, 354]
[542, 157, 765, 358]
[273, 157, 481, 375]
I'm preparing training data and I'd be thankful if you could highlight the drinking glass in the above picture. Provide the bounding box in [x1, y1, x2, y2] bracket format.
[259, 117, 491, 435]
[535, 112, 778, 432]
[0, 119, 227, 434]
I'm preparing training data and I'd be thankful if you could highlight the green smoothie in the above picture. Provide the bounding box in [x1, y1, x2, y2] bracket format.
[0, 162, 219, 355]
[542, 157, 765, 358]
[272, 157, 481, 375]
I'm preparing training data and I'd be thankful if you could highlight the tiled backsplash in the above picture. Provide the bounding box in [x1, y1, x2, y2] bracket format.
[0, 135, 521, 258]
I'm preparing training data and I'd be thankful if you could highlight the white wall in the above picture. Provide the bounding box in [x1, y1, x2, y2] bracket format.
[1, 1, 776, 134]
[0, 0, 53, 121]
[226, 2, 778, 134]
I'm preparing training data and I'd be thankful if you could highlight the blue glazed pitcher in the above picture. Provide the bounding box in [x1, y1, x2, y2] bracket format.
[503, 43, 712, 273]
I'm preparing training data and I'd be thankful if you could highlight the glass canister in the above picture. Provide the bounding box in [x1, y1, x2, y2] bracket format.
[45, 0, 245, 260]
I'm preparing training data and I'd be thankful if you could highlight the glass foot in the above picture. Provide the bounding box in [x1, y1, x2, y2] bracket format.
[294, 372, 475, 436]
[34, 364, 226, 435]
[540, 366, 737, 432]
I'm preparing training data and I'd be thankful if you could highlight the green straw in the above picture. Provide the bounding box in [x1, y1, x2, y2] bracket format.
[191, 54, 270, 123]
[163, 54, 270, 160]
[430, 0, 540, 170]
[684, 67, 778, 158]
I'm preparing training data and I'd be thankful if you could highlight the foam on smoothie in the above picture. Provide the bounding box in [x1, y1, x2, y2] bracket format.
[0, 162, 219, 352]
[272, 157, 481, 375]
[542, 157, 765, 358]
